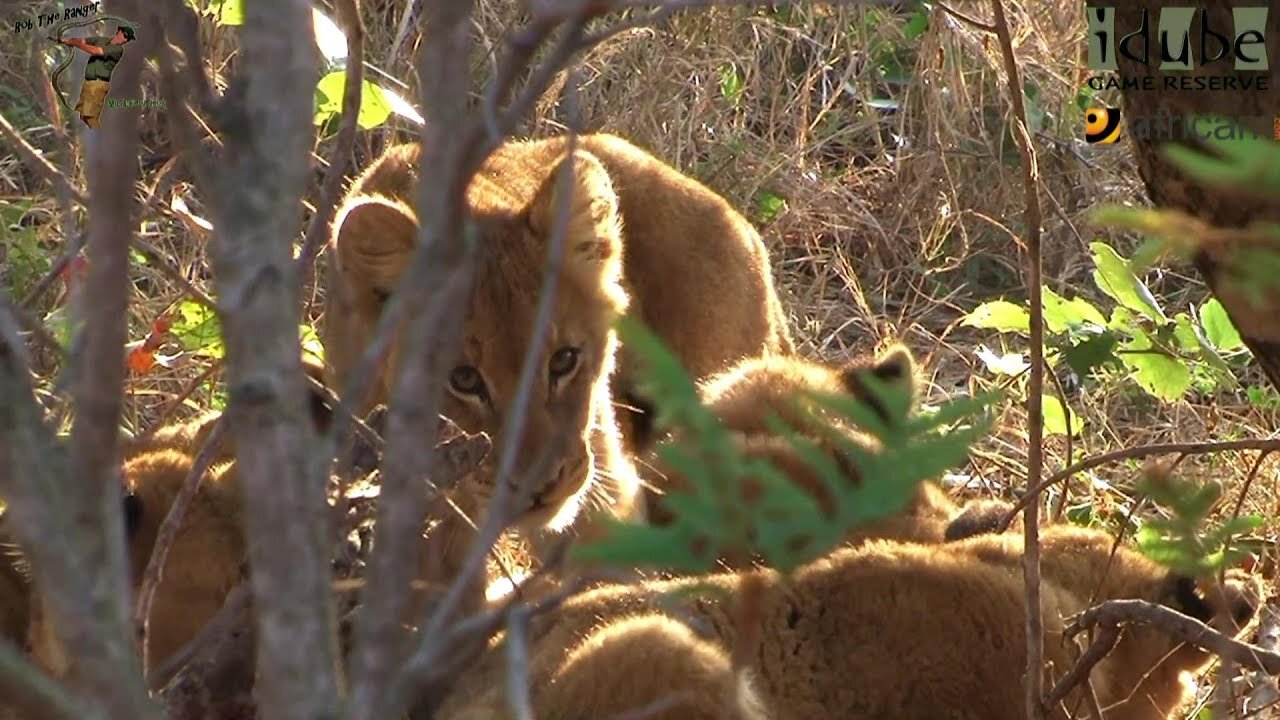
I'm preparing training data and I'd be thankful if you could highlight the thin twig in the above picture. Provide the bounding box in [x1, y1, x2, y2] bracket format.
[0, 110, 88, 205]
[19, 233, 88, 310]
[504, 605, 535, 720]
[1065, 599, 1280, 675]
[1042, 624, 1121, 709]
[296, 0, 365, 279]
[132, 359, 223, 444]
[938, 2, 997, 32]
[988, 3, 1046, 720]
[135, 418, 229, 678]
[998, 438, 1280, 531]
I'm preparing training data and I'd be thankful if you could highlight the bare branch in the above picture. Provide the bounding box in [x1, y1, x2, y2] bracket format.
[134, 418, 228, 677]
[201, 0, 340, 716]
[345, 0, 484, 703]
[1065, 599, 1280, 676]
[0, 110, 88, 205]
[987, 3, 1046, 720]
[998, 438, 1280, 532]
[504, 606, 536, 720]
[296, 0, 365, 277]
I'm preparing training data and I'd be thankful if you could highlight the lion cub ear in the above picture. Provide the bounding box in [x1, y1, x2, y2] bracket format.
[333, 195, 418, 297]
[837, 344, 919, 425]
[529, 150, 623, 274]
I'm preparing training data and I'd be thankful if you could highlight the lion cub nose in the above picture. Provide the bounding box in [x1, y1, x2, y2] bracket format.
[530, 463, 568, 505]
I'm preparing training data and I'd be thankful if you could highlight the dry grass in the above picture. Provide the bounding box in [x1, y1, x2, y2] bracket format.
[2, 0, 1277, 639]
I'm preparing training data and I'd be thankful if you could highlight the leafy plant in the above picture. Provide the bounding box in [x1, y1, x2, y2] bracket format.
[1135, 471, 1262, 576]
[170, 299, 224, 359]
[1092, 121, 1280, 309]
[962, 240, 1249, 424]
[718, 63, 744, 110]
[572, 316, 999, 575]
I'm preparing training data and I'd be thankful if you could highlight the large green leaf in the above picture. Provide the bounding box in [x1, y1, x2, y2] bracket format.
[314, 71, 392, 130]
[172, 299, 225, 359]
[1198, 298, 1244, 352]
[1042, 287, 1107, 335]
[1090, 242, 1167, 323]
[1059, 332, 1118, 377]
[1118, 332, 1191, 401]
[1041, 394, 1082, 437]
[962, 300, 1030, 334]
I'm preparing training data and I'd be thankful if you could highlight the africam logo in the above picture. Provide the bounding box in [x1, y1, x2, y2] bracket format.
[1083, 107, 1122, 144]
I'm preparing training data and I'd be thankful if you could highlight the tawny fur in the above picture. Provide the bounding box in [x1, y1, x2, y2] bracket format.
[27, 449, 247, 677]
[322, 134, 795, 583]
[27, 360, 332, 676]
[642, 344, 962, 568]
[449, 614, 769, 720]
[436, 523, 1262, 720]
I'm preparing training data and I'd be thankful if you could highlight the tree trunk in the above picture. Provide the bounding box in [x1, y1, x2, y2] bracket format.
[1108, 2, 1280, 389]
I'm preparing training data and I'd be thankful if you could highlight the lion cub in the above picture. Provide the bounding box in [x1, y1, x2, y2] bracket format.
[27, 360, 334, 676]
[436, 523, 1263, 720]
[642, 343, 963, 568]
[323, 134, 794, 580]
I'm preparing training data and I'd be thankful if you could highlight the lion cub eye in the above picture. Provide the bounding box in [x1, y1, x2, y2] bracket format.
[548, 347, 581, 381]
[449, 365, 486, 397]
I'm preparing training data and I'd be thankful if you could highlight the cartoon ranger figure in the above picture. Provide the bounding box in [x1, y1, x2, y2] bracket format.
[54, 25, 135, 129]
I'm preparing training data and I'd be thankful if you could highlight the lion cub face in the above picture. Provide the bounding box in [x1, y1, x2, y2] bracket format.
[333, 149, 629, 531]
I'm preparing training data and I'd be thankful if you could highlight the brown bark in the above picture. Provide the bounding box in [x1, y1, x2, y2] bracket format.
[1110, 2, 1280, 389]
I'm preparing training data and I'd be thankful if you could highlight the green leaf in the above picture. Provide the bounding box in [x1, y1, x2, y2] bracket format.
[755, 191, 787, 223]
[1041, 394, 1082, 437]
[300, 324, 325, 363]
[1022, 80, 1045, 134]
[1118, 333, 1192, 401]
[314, 71, 393, 130]
[962, 300, 1030, 334]
[209, 0, 243, 25]
[171, 299, 224, 359]
[1089, 242, 1168, 323]
[719, 64, 744, 108]
[1163, 123, 1280, 193]
[1042, 287, 1107, 335]
[1199, 298, 1244, 352]
[1060, 332, 1118, 377]
[903, 8, 929, 40]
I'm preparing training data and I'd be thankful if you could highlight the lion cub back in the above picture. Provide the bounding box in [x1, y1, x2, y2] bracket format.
[467, 523, 1262, 720]
[642, 344, 961, 564]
